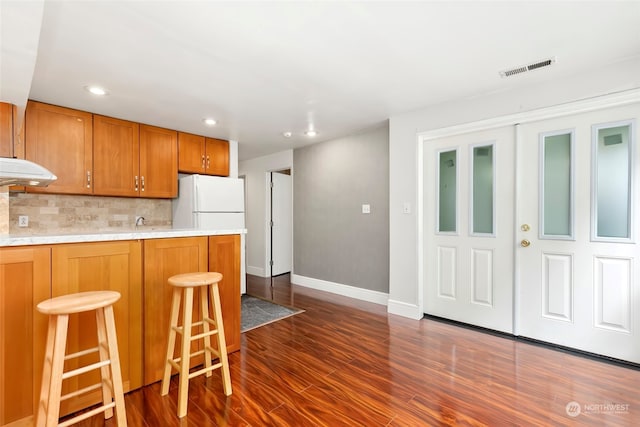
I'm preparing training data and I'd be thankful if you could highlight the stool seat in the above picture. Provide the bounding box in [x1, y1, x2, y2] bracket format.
[37, 290, 121, 315]
[36, 291, 127, 427]
[168, 272, 222, 288]
[161, 271, 231, 418]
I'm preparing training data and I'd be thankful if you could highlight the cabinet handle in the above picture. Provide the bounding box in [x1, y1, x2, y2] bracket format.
[206, 156, 210, 168]
[201, 155, 206, 168]
[135, 176, 139, 191]
[141, 176, 145, 192]
[86, 171, 91, 188]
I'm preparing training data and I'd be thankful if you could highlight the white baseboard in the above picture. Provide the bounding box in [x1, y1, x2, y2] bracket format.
[291, 274, 389, 306]
[387, 299, 423, 320]
[246, 265, 266, 277]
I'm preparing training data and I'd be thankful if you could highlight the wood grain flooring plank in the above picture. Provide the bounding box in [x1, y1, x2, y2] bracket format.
[58, 274, 640, 426]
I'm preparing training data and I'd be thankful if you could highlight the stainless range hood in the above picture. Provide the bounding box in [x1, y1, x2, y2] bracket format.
[0, 157, 57, 187]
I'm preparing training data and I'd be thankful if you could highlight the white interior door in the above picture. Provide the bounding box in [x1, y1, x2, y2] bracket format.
[424, 126, 515, 333]
[271, 171, 292, 276]
[517, 103, 640, 363]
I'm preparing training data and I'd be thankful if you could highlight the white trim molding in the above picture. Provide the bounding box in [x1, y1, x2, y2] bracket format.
[387, 299, 424, 320]
[246, 265, 266, 277]
[291, 274, 389, 306]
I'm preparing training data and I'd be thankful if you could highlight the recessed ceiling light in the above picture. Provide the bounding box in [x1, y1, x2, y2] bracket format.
[305, 130, 317, 137]
[282, 131, 292, 138]
[203, 118, 217, 126]
[84, 85, 108, 96]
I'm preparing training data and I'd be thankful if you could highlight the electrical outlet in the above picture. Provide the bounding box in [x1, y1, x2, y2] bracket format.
[362, 204, 371, 214]
[18, 215, 29, 227]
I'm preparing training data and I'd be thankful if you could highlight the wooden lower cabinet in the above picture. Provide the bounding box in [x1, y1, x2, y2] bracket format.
[209, 234, 241, 353]
[143, 235, 241, 385]
[0, 246, 51, 427]
[143, 237, 209, 385]
[51, 241, 142, 417]
[0, 234, 241, 424]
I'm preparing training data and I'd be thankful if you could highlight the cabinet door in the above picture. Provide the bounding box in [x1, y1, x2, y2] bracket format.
[51, 241, 142, 417]
[0, 246, 51, 426]
[208, 234, 241, 353]
[205, 137, 230, 176]
[0, 102, 13, 158]
[93, 115, 140, 197]
[25, 101, 93, 195]
[178, 132, 206, 174]
[143, 237, 208, 385]
[139, 125, 178, 198]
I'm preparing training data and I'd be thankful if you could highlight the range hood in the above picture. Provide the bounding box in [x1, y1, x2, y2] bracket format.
[0, 158, 57, 187]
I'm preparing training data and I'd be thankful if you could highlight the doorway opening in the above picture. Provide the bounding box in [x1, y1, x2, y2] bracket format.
[269, 169, 292, 279]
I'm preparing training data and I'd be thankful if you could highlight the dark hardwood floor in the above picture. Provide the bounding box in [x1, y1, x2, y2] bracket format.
[69, 273, 640, 426]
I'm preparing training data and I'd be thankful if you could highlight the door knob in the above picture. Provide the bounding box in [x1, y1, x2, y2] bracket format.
[520, 239, 531, 248]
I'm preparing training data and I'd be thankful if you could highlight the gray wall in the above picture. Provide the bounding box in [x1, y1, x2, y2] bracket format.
[293, 123, 389, 293]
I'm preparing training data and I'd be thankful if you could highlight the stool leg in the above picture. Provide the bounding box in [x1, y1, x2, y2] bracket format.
[104, 305, 128, 427]
[209, 284, 232, 396]
[200, 286, 213, 377]
[161, 287, 182, 396]
[44, 314, 69, 427]
[177, 287, 194, 418]
[36, 315, 57, 427]
[95, 307, 114, 419]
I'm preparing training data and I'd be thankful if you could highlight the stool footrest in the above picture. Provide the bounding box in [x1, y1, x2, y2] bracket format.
[58, 401, 116, 427]
[188, 362, 223, 379]
[60, 381, 109, 402]
[61, 359, 111, 380]
[189, 328, 219, 341]
[64, 345, 100, 361]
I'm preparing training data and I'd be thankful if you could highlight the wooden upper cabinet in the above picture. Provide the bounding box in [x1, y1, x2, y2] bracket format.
[139, 124, 178, 198]
[178, 132, 229, 176]
[0, 101, 14, 158]
[93, 115, 140, 197]
[25, 101, 93, 195]
[205, 137, 230, 176]
[178, 132, 206, 174]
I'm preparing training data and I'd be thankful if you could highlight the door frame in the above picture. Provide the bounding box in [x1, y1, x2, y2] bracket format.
[264, 169, 293, 278]
[417, 88, 640, 335]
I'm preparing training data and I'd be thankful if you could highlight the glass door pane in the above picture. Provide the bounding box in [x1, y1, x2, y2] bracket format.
[541, 131, 573, 239]
[438, 149, 457, 233]
[592, 122, 633, 240]
[471, 144, 494, 235]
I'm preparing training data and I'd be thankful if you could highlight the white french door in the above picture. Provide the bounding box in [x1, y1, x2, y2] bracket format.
[423, 101, 640, 363]
[517, 103, 640, 363]
[424, 126, 515, 333]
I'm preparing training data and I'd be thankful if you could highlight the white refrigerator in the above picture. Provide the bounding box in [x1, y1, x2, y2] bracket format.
[172, 174, 246, 293]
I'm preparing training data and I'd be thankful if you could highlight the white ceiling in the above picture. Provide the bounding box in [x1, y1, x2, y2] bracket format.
[2, 1, 640, 160]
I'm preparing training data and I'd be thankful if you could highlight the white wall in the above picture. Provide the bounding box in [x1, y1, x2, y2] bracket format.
[238, 149, 293, 277]
[228, 140, 239, 178]
[388, 57, 640, 319]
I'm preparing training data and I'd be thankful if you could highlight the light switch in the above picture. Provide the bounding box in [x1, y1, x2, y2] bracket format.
[362, 204, 371, 214]
[403, 202, 411, 214]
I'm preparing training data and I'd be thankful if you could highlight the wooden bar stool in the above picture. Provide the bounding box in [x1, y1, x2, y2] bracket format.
[161, 272, 232, 418]
[36, 290, 127, 427]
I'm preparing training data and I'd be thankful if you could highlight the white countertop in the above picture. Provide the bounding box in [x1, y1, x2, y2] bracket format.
[0, 228, 246, 247]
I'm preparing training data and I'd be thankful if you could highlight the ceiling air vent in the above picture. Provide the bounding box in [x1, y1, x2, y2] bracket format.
[500, 56, 556, 78]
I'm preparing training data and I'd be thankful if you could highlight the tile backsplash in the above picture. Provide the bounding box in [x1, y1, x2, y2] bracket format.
[8, 192, 172, 235]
